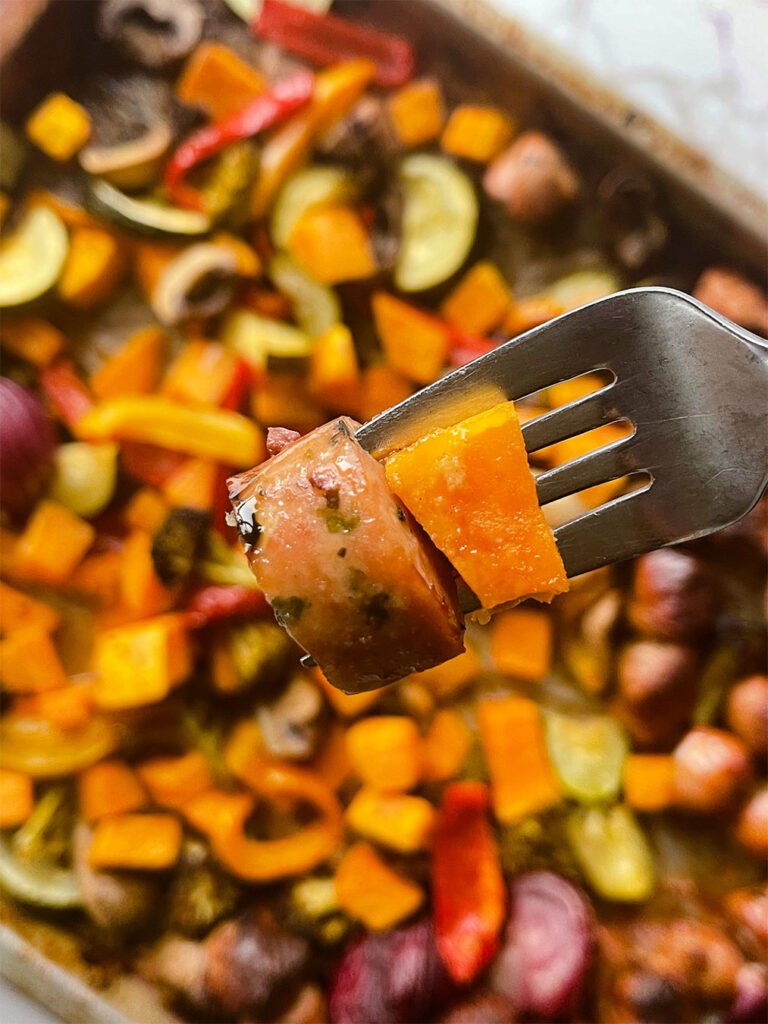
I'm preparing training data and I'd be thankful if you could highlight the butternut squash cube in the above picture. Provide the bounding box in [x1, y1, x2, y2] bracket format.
[26, 92, 91, 161]
[441, 261, 510, 335]
[385, 401, 567, 609]
[372, 292, 449, 385]
[59, 226, 126, 308]
[289, 205, 377, 284]
[346, 787, 435, 853]
[335, 842, 424, 930]
[346, 716, 421, 791]
[0, 627, 68, 694]
[177, 43, 266, 121]
[491, 608, 552, 681]
[92, 614, 191, 709]
[388, 78, 445, 148]
[15, 501, 95, 585]
[478, 695, 560, 822]
[442, 105, 515, 163]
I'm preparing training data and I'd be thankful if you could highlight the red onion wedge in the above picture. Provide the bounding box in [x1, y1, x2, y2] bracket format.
[491, 871, 593, 1017]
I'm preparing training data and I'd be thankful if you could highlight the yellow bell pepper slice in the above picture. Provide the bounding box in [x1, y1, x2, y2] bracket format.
[77, 395, 264, 467]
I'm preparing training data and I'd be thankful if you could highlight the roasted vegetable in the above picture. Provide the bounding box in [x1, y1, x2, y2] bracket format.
[385, 401, 567, 608]
[14, 500, 95, 584]
[0, 834, 81, 908]
[271, 253, 342, 338]
[566, 805, 655, 902]
[0, 379, 56, 519]
[335, 841, 423, 930]
[98, 0, 203, 68]
[165, 72, 315, 212]
[255, 0, 414, 88]
[92, 613, 191, 709]
[77, 395, 264, 467]
[151, 507, 210, 586]
[222, 307, 314, 369]
[149, 243, 238, 324]
[79, 124, 172, 190]
[395, 154, 477, 292]
[90, 179, 211, 237]
[25, 93, 91, 162]
[228, 621, 293, 693]
[271, 164, 356, 250]
[0, 207, 69, 308]
[168, 840, 240, 937]
[478, 695, 560, 823]
[49, 442, 118, 519]
[0, 715, 117, 778]
[432, 783, 504, 984]
[544, 712, 628, 803]
[491, 872, 592, 1017]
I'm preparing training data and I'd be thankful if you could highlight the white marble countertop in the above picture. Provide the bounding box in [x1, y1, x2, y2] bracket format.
[1, 1, 765, 1022]
[495, 0, 768, 203]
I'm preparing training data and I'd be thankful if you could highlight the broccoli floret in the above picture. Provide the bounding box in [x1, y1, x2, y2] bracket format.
[230, 621, 293, 692]
[151, 508, 210, 585]
[168, 841, 241, 937]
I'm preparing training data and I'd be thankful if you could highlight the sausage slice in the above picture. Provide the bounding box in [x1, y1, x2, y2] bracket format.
[228, 418, 464, 693]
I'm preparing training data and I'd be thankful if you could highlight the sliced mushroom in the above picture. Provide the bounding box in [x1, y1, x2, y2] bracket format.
[257, 675, 324, 760]
[74, 822, 159, 934]
[79, 123, 172, 191]
[99, 0, 203, 69]
[150, 243, 238, 324]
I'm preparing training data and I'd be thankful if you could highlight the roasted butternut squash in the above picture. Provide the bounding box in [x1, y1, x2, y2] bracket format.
[385, 401, 567, 609]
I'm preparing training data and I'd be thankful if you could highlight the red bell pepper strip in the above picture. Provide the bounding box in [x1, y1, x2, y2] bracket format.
[254, 0, 414, 88]
[185, 585, 269, 629]
[219, 357, 253, 413]
[120, 442, 187, 488]
[432, 782, 505, 985]
[165, 70, 315, 211]
[448, 329, 498, 368]
[39, 359, 94, 431]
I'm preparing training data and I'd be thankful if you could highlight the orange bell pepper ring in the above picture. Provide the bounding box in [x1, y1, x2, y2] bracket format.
[184, 722, 342, 882]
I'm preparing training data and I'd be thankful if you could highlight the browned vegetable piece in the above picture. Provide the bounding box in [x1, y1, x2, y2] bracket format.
[439, 994, 517, 1023]
[278, 984, 327, 1024]
[726, 675, 768, 755]
[693, 267, 768, 334]
[205, 909, 309, 1017]
[598, 917, 745, 1023]
[141, 909, 309, 1016]
[735, 787, 768, 859]
[615, 641, 699, 747]
[317, 95, 397, 166]
[228, 418, 464, 693]
[483, 132, 579, 224]
[74, 822, 158, 934]
[672, 727, 751, 812]
[627, 548, 721, 642]
[725, 883, 768, 952]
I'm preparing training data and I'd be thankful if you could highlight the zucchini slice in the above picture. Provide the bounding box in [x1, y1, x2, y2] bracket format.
[395, 154, 478, 293]
[271, 165, 356, 251]
[0, 207, 69, 309]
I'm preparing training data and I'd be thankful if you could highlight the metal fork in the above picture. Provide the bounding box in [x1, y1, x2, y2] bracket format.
[356, 287, 768, 578]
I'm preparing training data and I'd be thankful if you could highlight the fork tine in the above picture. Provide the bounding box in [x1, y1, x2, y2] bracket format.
[357, 300, 617, 456]
[522, 385, 621, 453]
[536, 433, 636, 505]
[554, 486, 654, 577]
